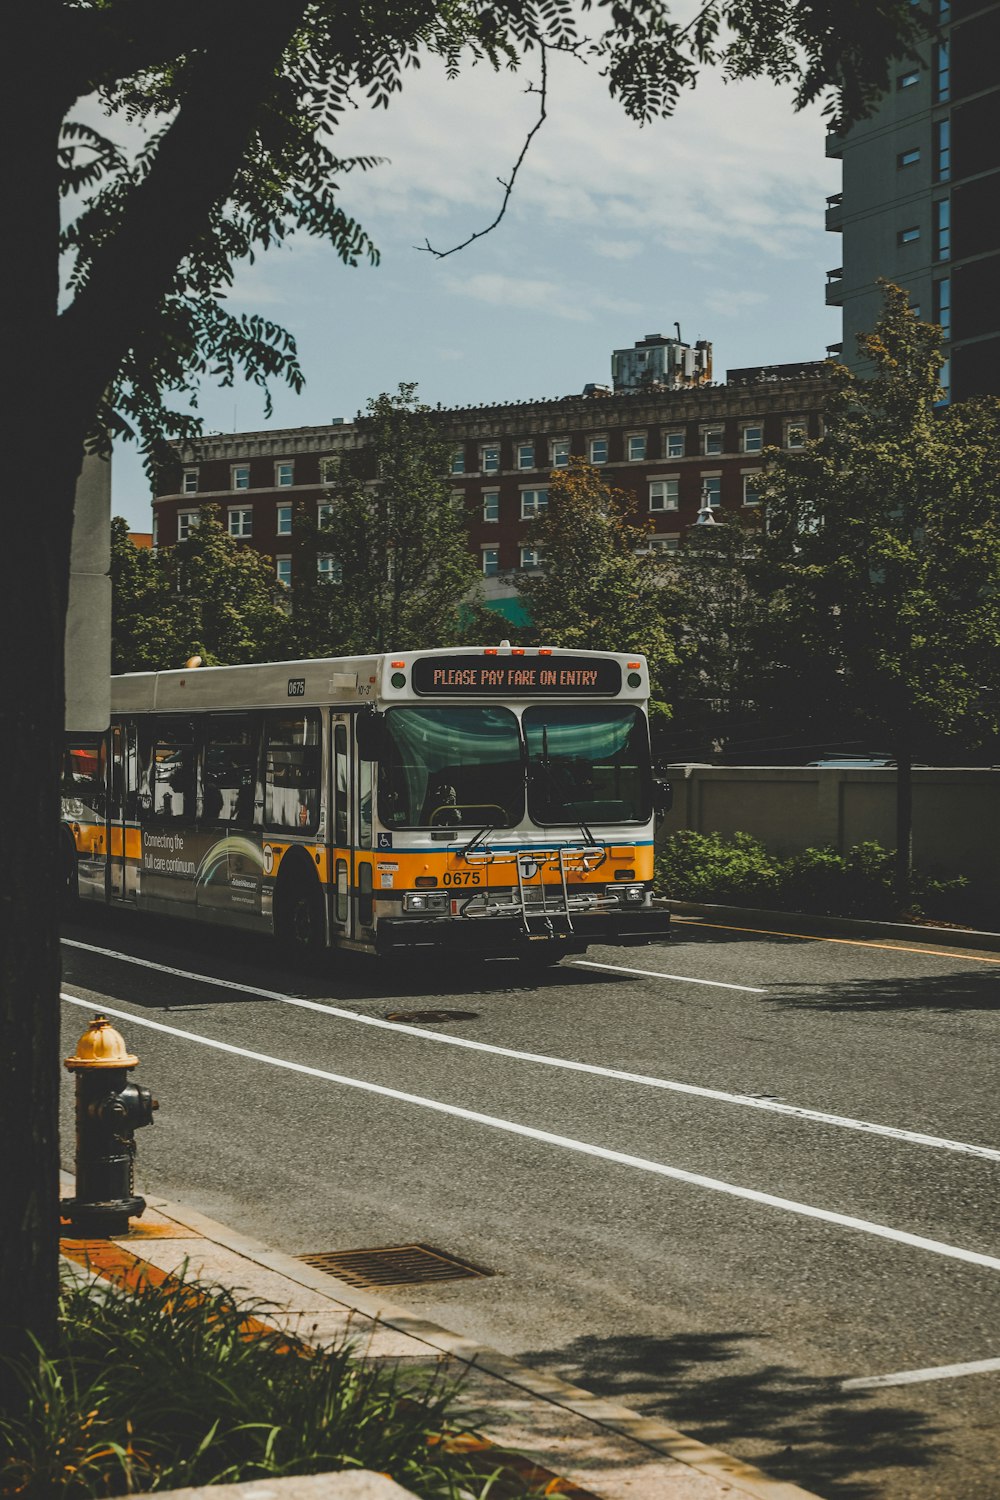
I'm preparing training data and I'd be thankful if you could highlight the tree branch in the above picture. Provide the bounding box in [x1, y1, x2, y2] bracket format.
[59, 0, 255, 108]
[417, 45, 547, 259]
[56, 0, 310, 437]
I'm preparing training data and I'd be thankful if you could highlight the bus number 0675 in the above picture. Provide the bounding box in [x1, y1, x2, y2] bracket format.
[442, 871, 482, 886]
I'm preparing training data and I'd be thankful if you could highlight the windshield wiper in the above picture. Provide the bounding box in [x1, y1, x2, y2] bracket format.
[460, 823, 495, 857]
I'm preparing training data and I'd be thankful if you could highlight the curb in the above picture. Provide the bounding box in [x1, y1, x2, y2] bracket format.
[661, 899, 1000, 953]
[61, 1175, 823, 1500]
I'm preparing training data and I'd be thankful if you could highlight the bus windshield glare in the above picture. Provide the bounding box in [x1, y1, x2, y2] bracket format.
[379, 706, 524, 829]
[378, 703, 652, 830]
[523, 706, 651, 826]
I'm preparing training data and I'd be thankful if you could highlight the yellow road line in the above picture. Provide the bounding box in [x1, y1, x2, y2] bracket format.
[672, 915, 1000, 965]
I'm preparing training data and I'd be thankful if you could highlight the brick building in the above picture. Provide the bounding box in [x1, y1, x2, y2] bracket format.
[153, 341, 833, 615]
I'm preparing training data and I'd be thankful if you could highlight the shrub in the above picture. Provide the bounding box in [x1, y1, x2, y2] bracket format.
[0, 1268, 520, 1499]
[656, 832, 970, 922]
[654, 830, 784, 908]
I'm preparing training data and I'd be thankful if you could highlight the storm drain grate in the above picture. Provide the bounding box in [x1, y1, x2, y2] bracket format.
[298, 1243, 495, 1289]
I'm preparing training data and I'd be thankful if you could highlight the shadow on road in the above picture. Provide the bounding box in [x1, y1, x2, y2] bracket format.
[519, 1330, 948, 1500]
[768, 969, 1000, 1015]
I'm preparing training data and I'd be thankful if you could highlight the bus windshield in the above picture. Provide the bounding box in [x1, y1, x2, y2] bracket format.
[523, 706, 651, 826]
[379, 706, 524, 829]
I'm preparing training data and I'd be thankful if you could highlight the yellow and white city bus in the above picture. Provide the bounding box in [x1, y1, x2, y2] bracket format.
[61, 645, 671, 962]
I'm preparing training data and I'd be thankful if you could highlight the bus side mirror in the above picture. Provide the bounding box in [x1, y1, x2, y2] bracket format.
[653, 778, 673, 817]
[356, 707, 386, 761]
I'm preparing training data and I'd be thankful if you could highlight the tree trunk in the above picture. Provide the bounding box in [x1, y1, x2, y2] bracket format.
[893, 743, 913, 913]
[0, 10, 77, 1374]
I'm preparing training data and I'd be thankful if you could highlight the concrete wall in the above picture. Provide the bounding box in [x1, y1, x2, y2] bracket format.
[64, 453, 111, 733]
[661, 765, 1000, 897]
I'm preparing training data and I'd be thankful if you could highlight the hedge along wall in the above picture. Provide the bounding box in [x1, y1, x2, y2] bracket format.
[660, 766, 1000, 900]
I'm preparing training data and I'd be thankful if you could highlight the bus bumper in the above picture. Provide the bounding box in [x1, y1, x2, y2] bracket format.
[374, 908, 670, 955]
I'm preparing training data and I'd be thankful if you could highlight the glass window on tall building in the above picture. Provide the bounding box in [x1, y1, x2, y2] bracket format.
[934, 198, 951, 261]
[934, 277, 951, 336]
[935, 41, 950, 103]
[934, 119, 951, 182]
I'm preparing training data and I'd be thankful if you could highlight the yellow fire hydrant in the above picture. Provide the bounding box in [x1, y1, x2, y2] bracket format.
[63, 1015, 158, 1236]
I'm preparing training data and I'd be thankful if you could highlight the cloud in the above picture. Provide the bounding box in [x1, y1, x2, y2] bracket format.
[331, 49, 838, 261]
[445, 271, 639, 323]
[591, 238, 641, 261]
[705, 288, 768, 318]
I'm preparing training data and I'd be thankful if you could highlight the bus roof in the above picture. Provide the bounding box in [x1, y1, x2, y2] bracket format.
[111, 646, 650, 714]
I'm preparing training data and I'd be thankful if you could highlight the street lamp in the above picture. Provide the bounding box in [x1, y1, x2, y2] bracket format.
[694, 479, 718, 525]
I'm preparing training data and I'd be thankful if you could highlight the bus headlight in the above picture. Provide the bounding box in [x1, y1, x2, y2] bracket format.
[623, 885, 646, 903]
[404, 892, 450, 914]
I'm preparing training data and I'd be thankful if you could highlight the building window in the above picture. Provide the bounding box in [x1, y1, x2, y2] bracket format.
[785, 421, 807, 450]
[482, 490, 499, 523]
[897, 225, 920, 245]
[520, 488, 548, 519]
[276, 556, 292, 588]
[935, 41, 949, 102]
[450, 449, 466, 475]
[934, 198, 950, 261]
[897, 147, 920, 169]
[934, 277, 951, 336]
[664, 432, 685, 459]
[482, 547, 499, 577]
[742, 424, 763, 453]
[151, 514, 158, 550]
[182, 469, 198, 495]
[935, 119, 951, 182]
[897, 69, 920, 89]
[702, 476, 721, 508]
[177, 510, 198, 541]
[516, 442, 535, 471]
[520, 547, 543, 571]
[627, 434, 646, 462]
[647, 535, 680, 552]
[481, 444, 500, 474]
[317, 502, 334, 528]
[551, 439, 570, 468]
[276, 462, 294, 487]
[938, 357, 951, 405]
[228, 507, 252, 538]
[649, 478, 679, 511]
[589, 436, 608, 465]
[232, 464, 250, 490]
[702, 428, 724, 456]
[450, 490, 464, 513]
[276, 505, 292, 536]
[317, 554, 342, 582]
[742, 473, 762, 507]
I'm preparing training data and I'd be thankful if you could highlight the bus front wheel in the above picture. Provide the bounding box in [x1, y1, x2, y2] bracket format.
[274, 869, 324, 955]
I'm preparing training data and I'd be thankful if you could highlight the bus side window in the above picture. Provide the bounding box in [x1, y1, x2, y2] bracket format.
[265, 710, 321, 832]
[62, 738, 106, 822]
[334, 723, 348, 846]
[203, 715, 260, 828]
[151, 719, 195, 822]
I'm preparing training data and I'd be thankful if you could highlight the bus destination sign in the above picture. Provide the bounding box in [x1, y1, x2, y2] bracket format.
[411, 654, 623, 696]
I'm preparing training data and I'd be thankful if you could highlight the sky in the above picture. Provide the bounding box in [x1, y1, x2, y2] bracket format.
[106, 43, 843, 531]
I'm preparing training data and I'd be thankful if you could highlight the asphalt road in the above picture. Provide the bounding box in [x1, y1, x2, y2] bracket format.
[59, 907, 1000, 1500]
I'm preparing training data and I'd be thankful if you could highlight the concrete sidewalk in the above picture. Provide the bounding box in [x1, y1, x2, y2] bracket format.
[60, 1179, 820, 1500]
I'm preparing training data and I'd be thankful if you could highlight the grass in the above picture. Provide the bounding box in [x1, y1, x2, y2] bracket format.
[0, 1266, 526, 1498]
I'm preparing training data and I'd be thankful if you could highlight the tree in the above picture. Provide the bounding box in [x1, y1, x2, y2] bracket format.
[518, 459, 680, 721]
[760, 283, 1000, 903]
[111, 510, 290, 670]
[2, 0, 932, 1360]
[303, 386, 480, 654]
[660, 512, 772, 758]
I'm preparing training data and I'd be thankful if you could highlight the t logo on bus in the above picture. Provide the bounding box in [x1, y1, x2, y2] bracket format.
[518, 856, 539, 880]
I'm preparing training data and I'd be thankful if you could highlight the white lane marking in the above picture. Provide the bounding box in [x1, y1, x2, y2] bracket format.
[61, 937, 1000, 1164]
[842, 1356, 1000, 1391]
[60, 991, 1000, 1275]
[572, 958, 766, 993]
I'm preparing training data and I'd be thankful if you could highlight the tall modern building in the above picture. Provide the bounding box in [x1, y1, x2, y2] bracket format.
[825, 0, 1000, 401]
